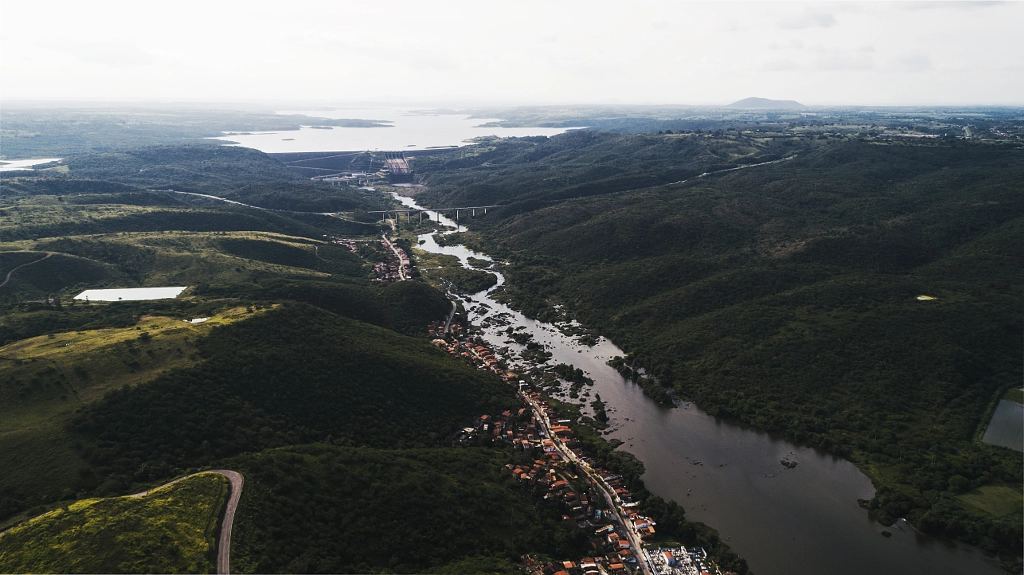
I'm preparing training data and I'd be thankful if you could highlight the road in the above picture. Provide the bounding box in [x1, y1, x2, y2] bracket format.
[115, 469, 244, 574]
[442, 300, 457, 334]
[0, 252, 52, 288]
[381, 233, 410, 280]
[210, 470, 245, 575]
[160, 189, 348, 216]
[522, 393, 654, 575]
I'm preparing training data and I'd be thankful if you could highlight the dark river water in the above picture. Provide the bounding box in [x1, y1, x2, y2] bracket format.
[396, 194, 1004, 575]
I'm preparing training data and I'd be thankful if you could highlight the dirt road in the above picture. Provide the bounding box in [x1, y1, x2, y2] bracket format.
[0, 252, 52, 288]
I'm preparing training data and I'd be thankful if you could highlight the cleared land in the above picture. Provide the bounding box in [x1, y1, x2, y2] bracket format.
[958, 484, 1024, 518]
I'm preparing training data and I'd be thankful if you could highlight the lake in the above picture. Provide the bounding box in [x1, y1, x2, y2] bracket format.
[396, 193, 1004, 575]
[209, 107, 577, 152]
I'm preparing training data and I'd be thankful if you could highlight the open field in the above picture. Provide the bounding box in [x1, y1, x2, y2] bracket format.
[958, 484, 1024, 518]
[0, 472, 228, 574]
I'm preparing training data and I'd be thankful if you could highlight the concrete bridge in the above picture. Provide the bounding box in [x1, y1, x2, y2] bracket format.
[368, 205, 501, 223]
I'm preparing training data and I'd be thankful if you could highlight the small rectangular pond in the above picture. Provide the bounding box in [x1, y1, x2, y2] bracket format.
[74, 287, 188, 302]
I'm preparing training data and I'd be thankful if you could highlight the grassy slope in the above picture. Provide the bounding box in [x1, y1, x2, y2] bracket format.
[416, 136, 1024, 554]
[0, 473, 228, 574]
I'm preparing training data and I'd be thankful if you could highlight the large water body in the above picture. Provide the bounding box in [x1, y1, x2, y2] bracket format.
[210, 108, 576, 153]
[394, 194, 1003, 575]
[0, 158, 61, 171]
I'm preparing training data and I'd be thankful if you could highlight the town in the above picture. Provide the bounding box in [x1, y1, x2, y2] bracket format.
[433, 331, 724, 575]
[327, 235, 412, 284]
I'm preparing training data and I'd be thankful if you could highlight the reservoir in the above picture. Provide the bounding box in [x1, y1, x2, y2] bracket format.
[74, 287, 187, 301]
[396, 194, 1004, 575]
[210, 107, 576, 153]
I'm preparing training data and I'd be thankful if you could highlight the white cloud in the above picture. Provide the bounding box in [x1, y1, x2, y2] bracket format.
[0, 0, 1020, 105]
[888, 52, 933, 73]
[40, 38, 155, 67]
[778, 10, 837, 29]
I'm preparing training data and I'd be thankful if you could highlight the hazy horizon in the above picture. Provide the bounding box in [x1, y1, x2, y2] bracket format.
[2, 1, 1021, 107]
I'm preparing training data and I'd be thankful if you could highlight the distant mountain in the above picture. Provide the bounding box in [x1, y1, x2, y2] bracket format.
[726, 97, 806, 110]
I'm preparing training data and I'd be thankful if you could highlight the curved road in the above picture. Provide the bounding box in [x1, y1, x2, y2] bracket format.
[0, 252, 52, 288]
[96, 469, 243, 574]
[209, 470, 244, 575]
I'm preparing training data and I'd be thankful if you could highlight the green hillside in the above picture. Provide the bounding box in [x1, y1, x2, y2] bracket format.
[0, 472, 228, 574]
[61, 145, 385, 213]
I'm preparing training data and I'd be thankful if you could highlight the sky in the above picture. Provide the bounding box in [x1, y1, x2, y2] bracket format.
[1, 0, 1021, 106]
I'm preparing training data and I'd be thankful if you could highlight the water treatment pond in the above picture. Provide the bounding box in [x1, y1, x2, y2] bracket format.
[396, 194, 1003, 575]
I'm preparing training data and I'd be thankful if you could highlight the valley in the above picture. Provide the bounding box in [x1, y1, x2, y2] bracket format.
[0, 107, 1021, 575]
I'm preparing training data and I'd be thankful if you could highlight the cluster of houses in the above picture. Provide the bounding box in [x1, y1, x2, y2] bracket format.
[432, 338, 520, 383]
[328, 237, 361, 254]
[373, 239, 411, 283]
[427, 320, 462, 338]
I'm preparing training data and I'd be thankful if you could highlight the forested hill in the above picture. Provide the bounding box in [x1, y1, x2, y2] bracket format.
[413, 134, 1024, 555]
[60, 145, 385, 213]
[411, 129, 818, 208]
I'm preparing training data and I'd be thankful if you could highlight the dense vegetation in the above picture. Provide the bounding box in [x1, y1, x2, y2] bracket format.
[58, 145, 386, 213]
[70, 304, 516, 481]
[415, 133, 1024, 556]
[0, 473, 228, 574]
[228, 444, 586, 573]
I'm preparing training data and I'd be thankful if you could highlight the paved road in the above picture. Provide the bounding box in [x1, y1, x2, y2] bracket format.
[123, 470, 245, 574]
[0, 252, 52, 288]
[382, 233, 410, 280]
[209, 469, 245, 575]
[2, 470, 244, 573]
[442, 300, 457, 334]
[523, 394, 654, 575]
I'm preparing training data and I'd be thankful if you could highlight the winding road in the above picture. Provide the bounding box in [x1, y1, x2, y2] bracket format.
[126, 470, 244, 574]
[209, 470, 245, 575]
[3, 469, 245, 574]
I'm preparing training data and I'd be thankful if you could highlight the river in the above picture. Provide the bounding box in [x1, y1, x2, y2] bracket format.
[394, 194, 1004, 575]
